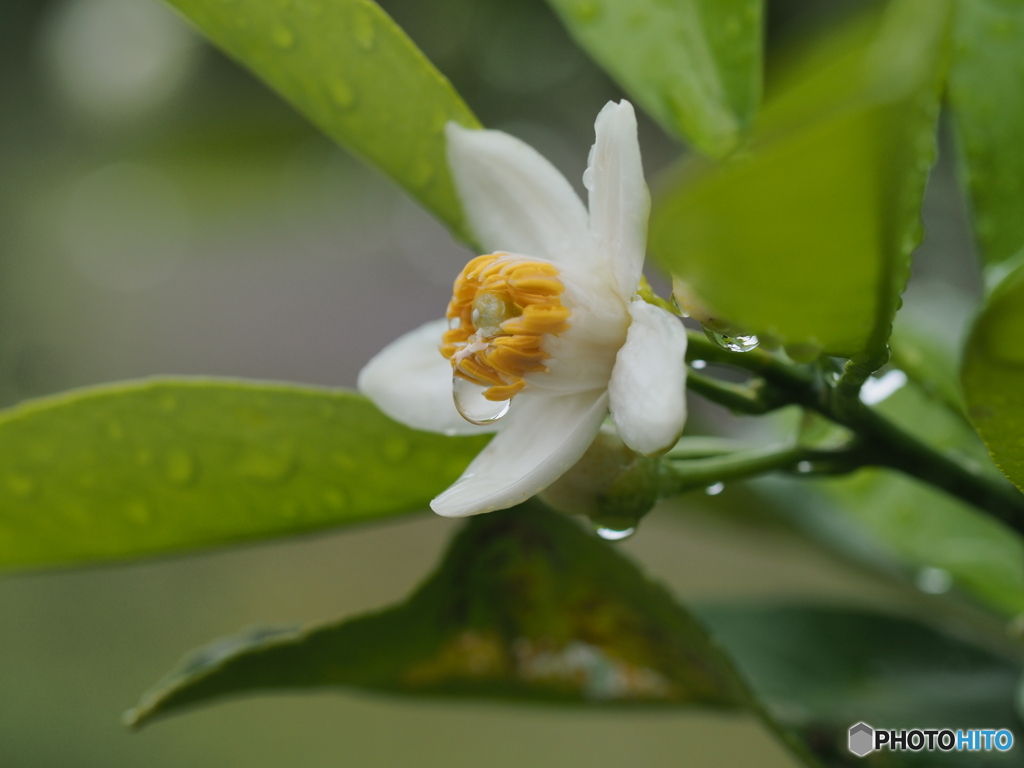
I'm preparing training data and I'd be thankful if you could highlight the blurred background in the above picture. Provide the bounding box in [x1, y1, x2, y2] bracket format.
[0, 0, 989, 765]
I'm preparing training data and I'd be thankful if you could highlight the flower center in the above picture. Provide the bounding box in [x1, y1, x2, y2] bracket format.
[441, 253, 571, 402]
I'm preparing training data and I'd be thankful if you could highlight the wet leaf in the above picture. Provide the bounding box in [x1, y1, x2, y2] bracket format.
[162, 0, 480, 240]
[963, 260, 1024, 493]
[650, 0, 951, 357]
[948, 0, 1024, 266]
[0, 379, 488, 570]
[544, 0, 763, 158]
[126, 502, 752, 727]
[699, 605, 1021, 766]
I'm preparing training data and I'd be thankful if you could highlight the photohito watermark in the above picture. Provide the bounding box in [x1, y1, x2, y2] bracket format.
[848, 723, 1014, 757]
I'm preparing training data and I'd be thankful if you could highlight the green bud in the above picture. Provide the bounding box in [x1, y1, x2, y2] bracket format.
[539, 426, 660, 532]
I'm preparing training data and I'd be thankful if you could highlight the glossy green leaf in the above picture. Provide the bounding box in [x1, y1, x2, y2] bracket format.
[126, 502, 752, 727]
[963, 260, 1024, 493]
[0, 379, 488, 570]
[949, 0, 1024, 266]
[544, 0, 763, 158]
[650, 0, 950, 357]
[162, 0, 480, 239]
[699, 605, 1021, 765]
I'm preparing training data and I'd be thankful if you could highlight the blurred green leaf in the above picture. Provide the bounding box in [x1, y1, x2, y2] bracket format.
[699, 605, 1021, 765]
[0, 379, 487, 570]
[949, 0, 1024, 266]
[544, 0, 763, 158]
[126, 502, 752, 727]
[162, 0, 480, 239]
[963, 261, 1024, 494]
[650, 0, 950, 357]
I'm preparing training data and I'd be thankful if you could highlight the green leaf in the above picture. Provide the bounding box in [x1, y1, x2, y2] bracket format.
[0, 379, 488, 570]
[544, 0, 763, 158]
[125, 502, 752, 727]
[698, 604, 1021, 764]
[963, 260, 1024, 493]
[649, 0, 951, 357]
[162, 0, 480, 239]
[948, 0, 1024, 266]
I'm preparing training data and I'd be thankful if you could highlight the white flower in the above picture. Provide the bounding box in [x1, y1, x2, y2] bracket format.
[358, 100, 688, 517]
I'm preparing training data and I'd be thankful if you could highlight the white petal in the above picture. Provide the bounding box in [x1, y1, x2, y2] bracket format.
[608, 300, 688, 456]
[446, 123, 591, 268]
[430, 389, 609, 517]
[586, 101, 650, 302]
[357, 319, 496, 436]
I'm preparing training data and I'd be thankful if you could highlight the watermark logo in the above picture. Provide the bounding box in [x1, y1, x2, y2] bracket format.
[848, 723, 1014, 757]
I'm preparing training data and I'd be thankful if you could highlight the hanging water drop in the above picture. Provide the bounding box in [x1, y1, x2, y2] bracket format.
[705, 482, 724, 496]
[704, 325, 759, 352]
[595, 525, 635, 541]
[453, 377, 511, 425]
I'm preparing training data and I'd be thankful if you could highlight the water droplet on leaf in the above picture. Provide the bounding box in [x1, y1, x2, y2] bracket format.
[164, 449, 197, 486]
[329, 79, 355, 108]
[453, 377, 510, 425]
[571, 0, 600, 22]
[705, 482, 724, 496]
[916, 566, 952, 594]
[352, 7, 375, 49]
[594, 525, 635, 541]
[270, 23, 295, 48]
[5, 473, 35, 498]
[703, 325, 759, 352]
[235, 449, 294, 482]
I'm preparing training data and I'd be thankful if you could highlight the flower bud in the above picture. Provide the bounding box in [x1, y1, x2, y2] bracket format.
[539, 425, 660, 531]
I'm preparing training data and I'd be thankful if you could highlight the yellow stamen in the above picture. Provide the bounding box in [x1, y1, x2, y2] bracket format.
[441, 253, 570, 401]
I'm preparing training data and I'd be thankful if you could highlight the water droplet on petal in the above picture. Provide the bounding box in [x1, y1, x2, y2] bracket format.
[703, 325, 759, 352]
[595, 525, 635, 541]
[705, 482, 724, 496]
[453, 377, 510, 425]
[582, 166, 594, 190]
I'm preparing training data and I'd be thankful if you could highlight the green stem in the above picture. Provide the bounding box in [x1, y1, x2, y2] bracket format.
[682, 330, 1024, 534]
[659, 444, 807, 497]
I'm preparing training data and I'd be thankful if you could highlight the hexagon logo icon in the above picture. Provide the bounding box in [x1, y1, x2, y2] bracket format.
[849, 723, 874, 757]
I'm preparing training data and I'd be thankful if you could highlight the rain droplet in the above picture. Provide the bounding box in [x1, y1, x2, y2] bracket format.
[453, 377, 511, 425]
[705, 482, 724, 496]
[352, 8, 376, 49]
[784, 342, 822, 363]
[582, 166, 594, 190]
[164, 449, 197, 486]
[703, 325, 759, 352]
[329, 78, 355, 108]
[127, 499, 151, 523]
[270, 23, 295, 48]
[6, 473, 36, 498]
[409, 158, 434, 188]
[796, 460, 813, 473]
[235, 449, 294, 482]
[690, 359, 707, 370]
[571, 1, 600, 23]
[595, 525, 635, 541]
[670, 292, 685, 316]
[382, 437, 409, 461]
[916, 566, 952, 594]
